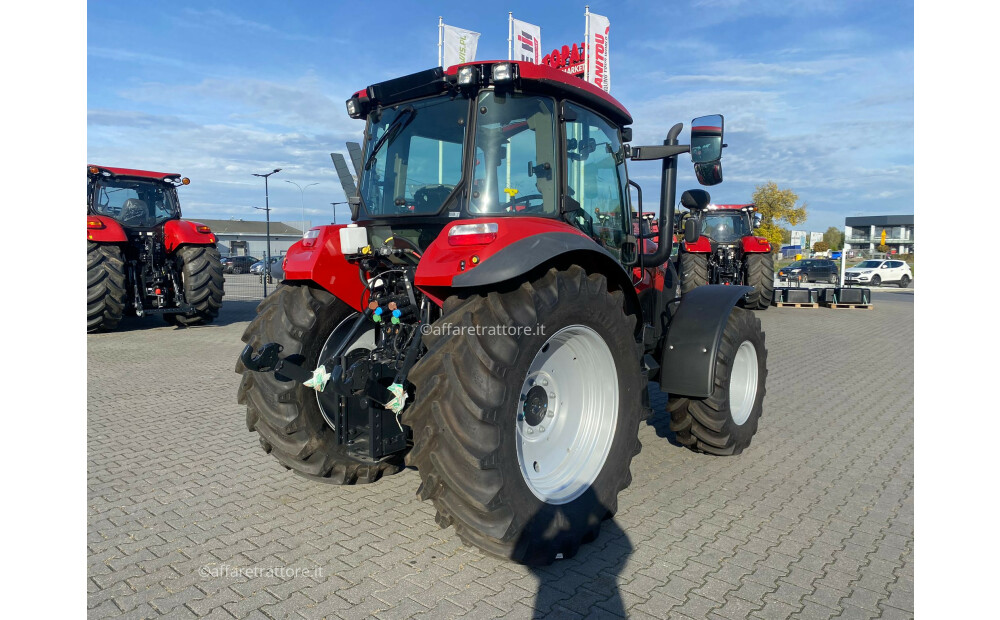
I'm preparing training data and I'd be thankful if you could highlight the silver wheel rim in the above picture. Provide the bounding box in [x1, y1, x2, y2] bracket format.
[729, 341, 758, 425]
[516, 325, 618, 505]
[315, 314, 376, 423]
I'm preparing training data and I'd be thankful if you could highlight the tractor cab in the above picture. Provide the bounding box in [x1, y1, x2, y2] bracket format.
[344, 61, 635, 264]
[698, 205, 756, 245]
[88, 166, 188, 230]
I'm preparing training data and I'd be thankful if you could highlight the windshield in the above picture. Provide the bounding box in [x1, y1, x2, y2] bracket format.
[91, 179, 180, 227]
[854, 260, 883, 269]
[701, 212, 750, 243]
[471, 92, 558, 215]
[359, 96, 468, 217]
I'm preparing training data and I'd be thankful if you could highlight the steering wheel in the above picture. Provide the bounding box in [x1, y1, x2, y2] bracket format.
[502, 193, 545, 213]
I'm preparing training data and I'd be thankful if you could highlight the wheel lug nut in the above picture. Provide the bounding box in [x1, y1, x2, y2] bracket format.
[526, 428, 534, 434]
[538, 426, 545, 432]
[541, 379, 549, 386]
[549, 392, 555, 399]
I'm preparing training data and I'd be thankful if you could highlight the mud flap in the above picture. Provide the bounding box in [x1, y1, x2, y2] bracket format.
[659, 285, 752, 398]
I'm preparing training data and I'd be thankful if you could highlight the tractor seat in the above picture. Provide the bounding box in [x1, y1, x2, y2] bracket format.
[121, 198, 149, 225]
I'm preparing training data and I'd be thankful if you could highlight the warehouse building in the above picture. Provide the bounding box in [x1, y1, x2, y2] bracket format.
[195, 219, 306, 258]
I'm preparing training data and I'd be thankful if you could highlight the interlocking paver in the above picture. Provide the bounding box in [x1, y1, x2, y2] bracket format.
[88, 292, 914, 617]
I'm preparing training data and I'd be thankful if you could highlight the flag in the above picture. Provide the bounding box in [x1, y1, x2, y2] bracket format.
[510, 17, 541, 64]
[441, 23, 480, 67]
[585, 11, 611, 92]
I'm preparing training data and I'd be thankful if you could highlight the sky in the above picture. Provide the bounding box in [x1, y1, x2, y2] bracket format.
[87, 0, 914, 233]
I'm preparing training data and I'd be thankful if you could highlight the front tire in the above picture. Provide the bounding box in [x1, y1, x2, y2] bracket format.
[667, 307, 767, 456]
[236, 284, 404, 484]
[87, 242, 127, 333]
[680, 251, 710, 295]
[871, 275, 881, 287]
[743, 252, 774, 310]
[171, 245, 224, 325]
[403, 266, 644, 564]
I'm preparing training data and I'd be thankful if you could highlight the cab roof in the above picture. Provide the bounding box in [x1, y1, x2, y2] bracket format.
[352, 61, 632, 127]
[88, 165, 182, 182]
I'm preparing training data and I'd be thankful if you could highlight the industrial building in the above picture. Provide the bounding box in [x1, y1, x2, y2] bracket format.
[194, 219, 305, 258]
[843, 215, 914, 255]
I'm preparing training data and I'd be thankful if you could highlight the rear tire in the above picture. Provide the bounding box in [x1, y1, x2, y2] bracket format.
[680, 251, 710, 295]
[743, 252, 774, 310]
[403, 266, 644, 564]
[667, 307, 767, 456]
[171, 245, 224, 325]
[236, 284, 404, 484]
[87, 242, 126, 333]
[899, 275, 910, 288]
[828, 272, 839, 285]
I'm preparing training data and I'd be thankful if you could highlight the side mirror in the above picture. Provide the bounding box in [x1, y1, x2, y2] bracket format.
[621, 127, 632, 142]
[753, 213, 762, 228]
[680, 189, 711, 210]
[684, 218, 700, 244]
[691, 114, 724, 187]
[694, 162, 723, 186]
[690, 114, 724, 163]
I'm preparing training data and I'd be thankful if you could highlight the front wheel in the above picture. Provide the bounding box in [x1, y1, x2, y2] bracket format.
[403, 266, 644, 564]
[171, 245, 224, 325]
[871, 275, 881, 287]
[668, 307, 767, 455]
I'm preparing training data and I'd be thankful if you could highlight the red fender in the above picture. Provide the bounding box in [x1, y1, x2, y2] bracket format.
[163, 220, 217, 252]
[87, 215, 127, 243]
[413, 217, 591, 289]
[682, 235, 712, 253]
[741, 235, 772, 253]
[282, 225, 366, 312]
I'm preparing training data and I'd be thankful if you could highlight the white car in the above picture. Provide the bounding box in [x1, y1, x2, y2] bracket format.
[844, 259, 911, 288]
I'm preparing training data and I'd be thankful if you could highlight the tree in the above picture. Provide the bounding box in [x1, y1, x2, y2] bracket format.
[752, 182, 807, 254]
[822, 226, 843, 251]
[812, 241, 829, 253]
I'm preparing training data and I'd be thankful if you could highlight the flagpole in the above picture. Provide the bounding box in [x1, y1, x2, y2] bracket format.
[584, 6, 591, 82]
[438, 16, 443, 67]
[508, 12, 513, 61]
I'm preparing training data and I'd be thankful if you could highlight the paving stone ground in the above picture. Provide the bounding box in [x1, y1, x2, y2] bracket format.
[88, 289, 914, 619]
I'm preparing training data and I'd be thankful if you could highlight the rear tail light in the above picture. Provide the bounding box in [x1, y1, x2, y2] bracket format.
[302, 228, 321, 248]
[195, 225, 212, 233]
[448, 223, 498, 246]
[87, 219, 105, 229]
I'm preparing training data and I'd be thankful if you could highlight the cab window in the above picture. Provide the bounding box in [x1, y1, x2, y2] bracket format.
[563, 103, 630, 260]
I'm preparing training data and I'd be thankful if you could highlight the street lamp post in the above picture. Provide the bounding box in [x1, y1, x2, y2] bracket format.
[330, 201, 349, 224]
[252, 168, 281, 296]
[285, 180, 318, 235]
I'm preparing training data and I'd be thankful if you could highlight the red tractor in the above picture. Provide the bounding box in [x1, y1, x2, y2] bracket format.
[87, 165, 224, 332]
[676, 198, 774, 309]
[237, 62, 767, 564]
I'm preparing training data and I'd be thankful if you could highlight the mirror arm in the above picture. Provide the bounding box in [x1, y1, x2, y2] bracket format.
[637, 122, 684, 265]
[630, 144, 690, 160]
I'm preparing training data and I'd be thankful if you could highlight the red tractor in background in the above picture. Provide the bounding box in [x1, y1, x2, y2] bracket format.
[87, 166, 224, 332]
[237, 61, 768, 564]
[676, 197, 774, 309]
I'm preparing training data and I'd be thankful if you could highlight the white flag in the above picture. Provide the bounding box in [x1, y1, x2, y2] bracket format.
[586, 12, 611, 92]
[442, 24, 480, 67]
[511, 18, 541, 64]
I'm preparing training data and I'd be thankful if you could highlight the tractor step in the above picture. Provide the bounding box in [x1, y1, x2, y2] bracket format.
[773, 302, 819, 308]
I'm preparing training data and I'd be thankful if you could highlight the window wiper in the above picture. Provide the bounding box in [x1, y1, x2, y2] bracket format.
[364, 106, 417, 171]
